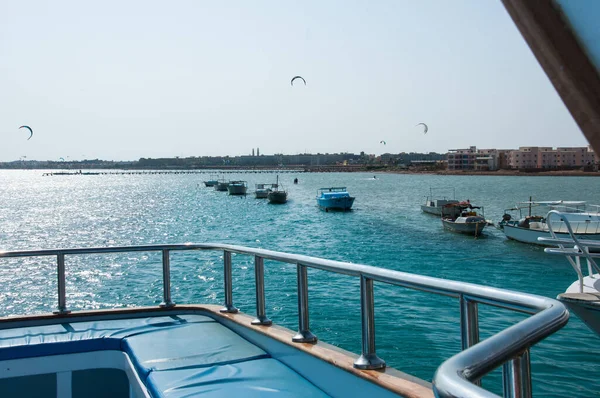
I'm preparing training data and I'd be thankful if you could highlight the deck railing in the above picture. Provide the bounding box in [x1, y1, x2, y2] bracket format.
[0, 243, 568, 398]
[540, 210, 600, 292]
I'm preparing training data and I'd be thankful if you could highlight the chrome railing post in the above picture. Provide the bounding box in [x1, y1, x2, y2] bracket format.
[220, 251, 238, 313]
[292, 264, 317, 343]
[502, 349, 532, 398]
[251, 256, 272, 326]
[354, 275, 385, 370]
[160, 249, 175, 308]
[459, 295, 481, 386]
[54, 253, 70, 314]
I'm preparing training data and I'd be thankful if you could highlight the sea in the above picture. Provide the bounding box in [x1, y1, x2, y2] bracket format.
[0, 170, 599, 397]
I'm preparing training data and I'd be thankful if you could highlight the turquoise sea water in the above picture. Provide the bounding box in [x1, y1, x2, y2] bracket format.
[0, 170, 599, 397]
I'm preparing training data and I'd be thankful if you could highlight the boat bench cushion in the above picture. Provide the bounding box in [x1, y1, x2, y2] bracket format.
[121, 321, 269, 380]
[0, 314, 213, 360]
[146, 358, 329, 398]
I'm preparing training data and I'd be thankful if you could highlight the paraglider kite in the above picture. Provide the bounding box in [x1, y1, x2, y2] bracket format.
[19, 125, 33, 140]
[416, 123, 428, 134]
[290, 76, 306, 86]
[380, 140, 386, 145]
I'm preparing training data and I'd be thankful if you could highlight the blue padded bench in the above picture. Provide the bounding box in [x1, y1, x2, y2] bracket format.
[121, 321, 269, 379]
[147, 358, 329, 398]
[0, 314, 329, 397]
[0, 315, 213, 361]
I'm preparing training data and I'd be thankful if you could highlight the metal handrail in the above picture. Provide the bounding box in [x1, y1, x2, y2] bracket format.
[540, 210, 600, 292]
[0, 243, 569, 398]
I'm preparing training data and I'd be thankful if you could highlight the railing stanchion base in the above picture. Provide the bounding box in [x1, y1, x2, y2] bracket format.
[220, 305, 239, 314]
[292, 330, 317, 344]
[251, 316, 272, 326]
[354, 353, 386, 370]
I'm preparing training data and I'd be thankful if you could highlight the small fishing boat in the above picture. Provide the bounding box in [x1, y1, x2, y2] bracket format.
[255, 183, 277, 199]
[267, 176, 287, 204]
[214, 179, 229, 192]
[227, 181, 248, 195]
[498, 200, 600, 246]
[203, 174, 219, 187]
[421, 187, 461, 218]
[316, 187, 355, 212]
[441, 202, 487, 237]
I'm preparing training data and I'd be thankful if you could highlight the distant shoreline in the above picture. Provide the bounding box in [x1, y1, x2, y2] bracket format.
[2, 166, 599, 177]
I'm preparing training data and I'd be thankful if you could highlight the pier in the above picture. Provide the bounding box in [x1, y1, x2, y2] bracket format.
[42, 169, 306, 176]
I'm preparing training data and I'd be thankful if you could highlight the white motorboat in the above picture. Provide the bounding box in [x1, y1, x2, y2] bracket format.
[421, 187, 461, 217]
[255, 183, 277, 199]
[540, 210, 600, 336]
[498, 201, 600, 246]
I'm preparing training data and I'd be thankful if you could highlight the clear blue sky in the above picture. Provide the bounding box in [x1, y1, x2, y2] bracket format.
[0, 0, 588, 161]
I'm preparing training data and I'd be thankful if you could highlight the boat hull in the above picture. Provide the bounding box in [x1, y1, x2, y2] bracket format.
[215, 182, 229, 192]
[442, 219, 486, 236]
[558, 279, 600, 337]
[317, 197, 355, 211]
[228, 185, 247, 195]
[502, 224, 600, 246]
[204, 181, 218, 187]
[268, 191, 287, 204]
[255, 190, 270, 199]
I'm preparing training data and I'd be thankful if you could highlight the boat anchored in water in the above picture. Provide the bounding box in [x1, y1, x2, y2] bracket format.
[498, 200, 600, 246]
[214, 178, 229, 192]
[203, 174, 219, 187]
[316, 187, 355, 212]
[255, 183, 277, 199]
[227, 180, 248, 195]
[441, 202, 487, 237]
[421, 187, 461, 218]
[268, 176, 287, 204]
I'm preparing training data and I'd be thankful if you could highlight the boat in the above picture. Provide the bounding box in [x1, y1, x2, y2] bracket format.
[498, 200, 600, 246]
[267, 176, 287, 204]
[316, 187, 355, 212]
[214, 179, 229, 192]
[441, 202, 487, 237]
[421, 187, 461, 218]
[255, 183, 277, 199]
[203, 174, 219, 187]
[0, 243, 570, 398]
[227, 180, 248, 195]
[540, 210, 600, 336]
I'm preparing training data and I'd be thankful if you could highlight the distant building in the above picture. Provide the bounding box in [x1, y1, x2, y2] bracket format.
[448, 146, 487, 170]
[506, 146, 597, 169]
[447, 145, 597, 171]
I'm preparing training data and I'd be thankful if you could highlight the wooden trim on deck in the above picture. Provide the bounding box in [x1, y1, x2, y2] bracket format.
[0, 305, 434, 398]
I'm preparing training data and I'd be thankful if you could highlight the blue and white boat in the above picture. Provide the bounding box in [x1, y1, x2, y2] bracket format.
[316, 187, 355, 212]
[203, 174, 219, 187]
[0, 244, 570, 397]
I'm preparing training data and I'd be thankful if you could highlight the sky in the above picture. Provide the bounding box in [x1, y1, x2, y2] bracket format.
[0, 0, 590, 161]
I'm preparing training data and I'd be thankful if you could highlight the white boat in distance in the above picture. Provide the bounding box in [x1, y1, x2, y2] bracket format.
[498, 201, 600, 246]
[421, 187, 461, 218]
[541, 211, 600, 336]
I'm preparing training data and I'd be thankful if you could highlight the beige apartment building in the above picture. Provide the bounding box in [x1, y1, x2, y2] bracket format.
[506, 146, 597, 169]
[447, 146, 597, 170]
